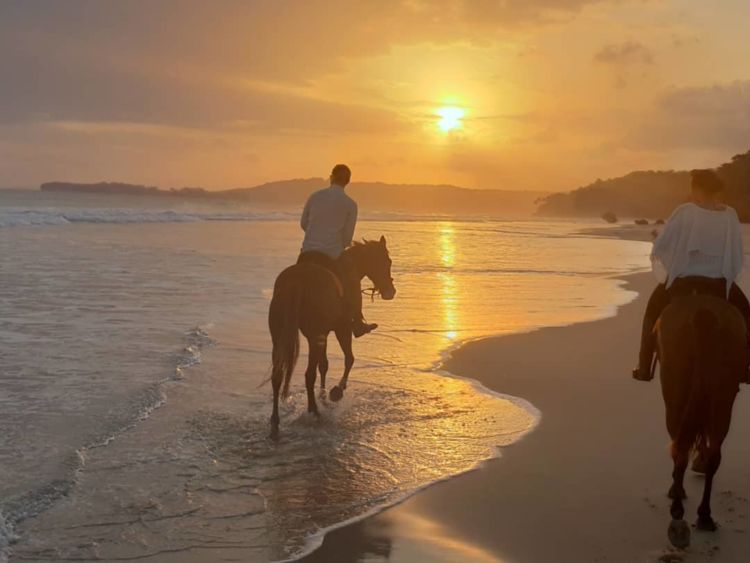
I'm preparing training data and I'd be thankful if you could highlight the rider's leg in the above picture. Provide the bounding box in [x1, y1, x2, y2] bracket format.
[729, 283, 750, 323]
[337, 256, 377, 338]
[633, 283, 669, 381]
[729, 283, 750, 383]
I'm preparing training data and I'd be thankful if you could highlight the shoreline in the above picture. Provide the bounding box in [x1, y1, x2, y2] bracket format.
[285, 270, 643, 563]
[298, 272, 750, 563]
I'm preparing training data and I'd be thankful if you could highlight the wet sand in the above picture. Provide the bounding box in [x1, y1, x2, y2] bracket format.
[300, 273, 750, 563]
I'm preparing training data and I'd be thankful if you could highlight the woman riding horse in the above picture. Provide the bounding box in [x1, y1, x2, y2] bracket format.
[633, 168, 750, 547]
[633, 169, 750, 382]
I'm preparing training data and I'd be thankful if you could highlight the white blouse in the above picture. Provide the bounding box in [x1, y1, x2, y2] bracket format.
[651, 202, 744, 295]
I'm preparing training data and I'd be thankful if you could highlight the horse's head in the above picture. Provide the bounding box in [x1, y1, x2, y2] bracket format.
[352, 236, 396, 300]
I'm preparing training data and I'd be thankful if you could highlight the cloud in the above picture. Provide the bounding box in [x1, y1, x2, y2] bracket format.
[593, 40, 655, 88]
[626, 80, 750, 151]
[593, 41, 654, 66]
[0, 0, 706, 189]
[0, 0, 631, 135]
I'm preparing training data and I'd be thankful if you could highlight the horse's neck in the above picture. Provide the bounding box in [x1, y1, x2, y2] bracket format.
[343, 247, 367, 280]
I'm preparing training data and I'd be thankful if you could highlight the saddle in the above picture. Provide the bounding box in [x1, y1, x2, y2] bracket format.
[297, 251, 345, 297]
[667, 276, 727, 301]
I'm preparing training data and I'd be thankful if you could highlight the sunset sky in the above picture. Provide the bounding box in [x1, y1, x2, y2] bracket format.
[1, 0, 749, 191]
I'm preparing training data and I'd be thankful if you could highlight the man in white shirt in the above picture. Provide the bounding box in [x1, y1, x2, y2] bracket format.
[299, 164, 377, 337]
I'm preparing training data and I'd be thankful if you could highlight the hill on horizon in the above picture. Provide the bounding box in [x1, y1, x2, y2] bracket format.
[40, 179, 549, 217]
[536, 150, 750, 221]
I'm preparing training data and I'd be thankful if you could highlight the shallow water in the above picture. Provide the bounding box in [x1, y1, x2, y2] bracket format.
[0, 191, 650, 561]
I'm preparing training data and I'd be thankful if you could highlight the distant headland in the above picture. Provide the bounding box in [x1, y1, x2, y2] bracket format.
[38, 149, 750, 221]
[40, 179, 549, 217]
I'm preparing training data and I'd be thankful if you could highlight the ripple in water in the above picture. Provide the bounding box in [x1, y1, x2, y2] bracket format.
[3, 217, 648, 561]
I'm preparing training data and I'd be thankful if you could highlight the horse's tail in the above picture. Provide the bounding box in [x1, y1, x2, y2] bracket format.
[678, 309, 720, 448]
[270, 280, 303, 399]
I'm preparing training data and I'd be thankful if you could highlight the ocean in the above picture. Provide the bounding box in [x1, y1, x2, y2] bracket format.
[0, 189, 651, 561]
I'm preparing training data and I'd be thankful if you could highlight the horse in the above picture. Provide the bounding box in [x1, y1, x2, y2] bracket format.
[656, 291, 747, 549]
[268, 236, 396, 434]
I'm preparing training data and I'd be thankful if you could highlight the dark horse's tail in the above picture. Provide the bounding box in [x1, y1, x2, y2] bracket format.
[677, 309, 720, 448]
[270, 279, 303, 399]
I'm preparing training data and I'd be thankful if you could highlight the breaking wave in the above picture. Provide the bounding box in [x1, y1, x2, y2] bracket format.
[0, 208, 298, 228]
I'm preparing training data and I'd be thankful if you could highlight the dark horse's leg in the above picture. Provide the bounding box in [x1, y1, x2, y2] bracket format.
[696, 446, 721, 531]
[669, 441, 689, 507]
[329, 324, 354, 402]
[667, 439, 691, 549]
[697, 402, 733, 531]
[270, 348, 283, 435]
[318, 338, 329, 391]
[305, 335, 323, 415]
[691, 434, 709, 474]
[335, 324, 354, 391]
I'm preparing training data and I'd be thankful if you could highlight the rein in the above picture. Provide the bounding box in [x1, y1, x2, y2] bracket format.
[362, 287, 380, 302]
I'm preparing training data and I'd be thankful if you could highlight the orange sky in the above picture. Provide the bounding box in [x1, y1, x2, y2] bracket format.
[1, 0, 749, 191]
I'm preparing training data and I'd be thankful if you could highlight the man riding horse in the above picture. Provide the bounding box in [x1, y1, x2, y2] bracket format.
[299, 164, 378, 338]
[268, 165, 395, 432]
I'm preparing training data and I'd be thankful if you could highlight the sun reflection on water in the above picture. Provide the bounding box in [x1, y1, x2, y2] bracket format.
[439, 223, 459, 340]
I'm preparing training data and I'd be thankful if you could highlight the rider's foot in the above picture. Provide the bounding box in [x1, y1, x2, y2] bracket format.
[353, 320, 378, 338]
[632, 366, 653, 381]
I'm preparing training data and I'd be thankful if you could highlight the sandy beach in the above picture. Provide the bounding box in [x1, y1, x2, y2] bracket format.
[301, 272, 750, 563]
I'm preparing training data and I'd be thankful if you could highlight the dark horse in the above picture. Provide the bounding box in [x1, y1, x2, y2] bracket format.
[657, 292, 747, 549]
[268, 236, 396, 434]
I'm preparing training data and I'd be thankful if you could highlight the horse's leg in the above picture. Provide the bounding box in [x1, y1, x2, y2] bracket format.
[334, 324, 354, 391]
[270, 348, 282, 436]
[305, 335, 322, 416]
[328, 325, 354, 402]
[667, 440, 691, 549]
[318, 338, 329, 391]
[697, 400, 733, 531]
[668, 440, 689, 505]
[696, 444, 721, 531]
[691, 433, 709, 474]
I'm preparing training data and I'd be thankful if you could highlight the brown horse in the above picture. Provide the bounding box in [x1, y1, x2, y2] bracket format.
[268, 236, 396, 434]
[656, 293, 747, 548]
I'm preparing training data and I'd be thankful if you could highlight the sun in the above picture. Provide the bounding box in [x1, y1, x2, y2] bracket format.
[436, 106, 465, 132]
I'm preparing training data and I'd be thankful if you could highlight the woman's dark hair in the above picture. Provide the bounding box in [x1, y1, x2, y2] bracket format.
[691, 169, 724, 194]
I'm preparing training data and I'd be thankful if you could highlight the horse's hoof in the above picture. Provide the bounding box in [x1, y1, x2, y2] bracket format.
[668, 519, 691, 549]
[269, 426, 280, 441]
[696, 516, 718, 532]
[668, 485, 687, 500]
[329, 385, 344, 402]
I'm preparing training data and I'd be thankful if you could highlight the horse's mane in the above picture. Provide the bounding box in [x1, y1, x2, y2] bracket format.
[352, 239, 378, 247]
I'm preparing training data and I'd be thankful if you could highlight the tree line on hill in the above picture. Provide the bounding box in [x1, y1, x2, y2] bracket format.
[536, 150, 750, 221]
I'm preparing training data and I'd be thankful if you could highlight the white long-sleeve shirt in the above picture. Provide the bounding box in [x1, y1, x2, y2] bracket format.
[300, 184, 358, 259]
[651, 202, 744, 295]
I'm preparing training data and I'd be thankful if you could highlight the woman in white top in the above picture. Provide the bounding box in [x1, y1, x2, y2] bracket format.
[633, 169, 750, 381]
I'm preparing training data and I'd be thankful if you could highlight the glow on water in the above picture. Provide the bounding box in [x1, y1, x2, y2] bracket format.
[1, 215, 650, 561]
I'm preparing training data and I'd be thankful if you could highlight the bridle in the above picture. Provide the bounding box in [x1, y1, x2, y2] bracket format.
[362, 270, 395, 302]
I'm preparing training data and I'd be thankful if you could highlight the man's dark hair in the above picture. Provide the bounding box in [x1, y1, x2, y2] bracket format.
[331, 164, 351, 185]
[691, 169, 724, 194]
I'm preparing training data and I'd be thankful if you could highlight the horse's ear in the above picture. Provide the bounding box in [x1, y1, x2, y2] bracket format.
[379, 235, 386, 246]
